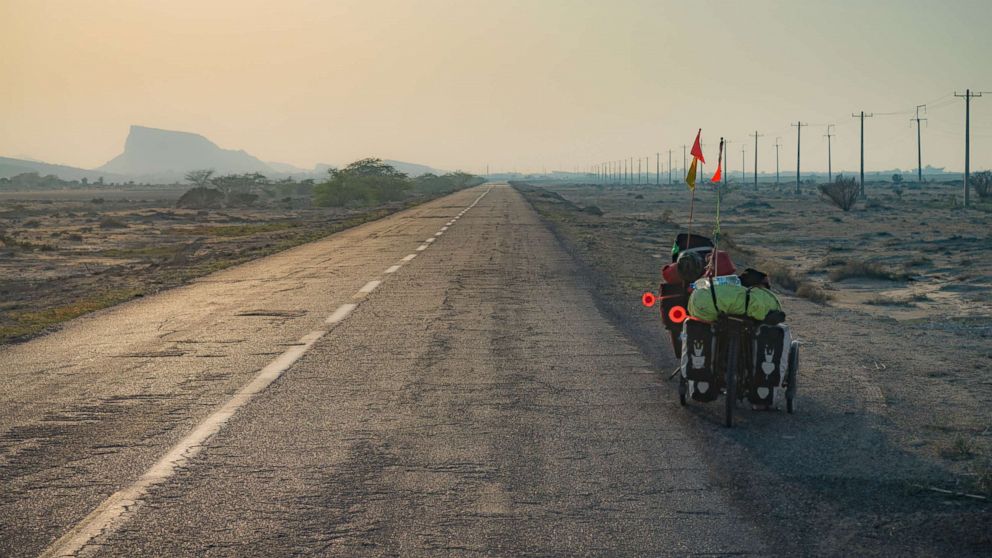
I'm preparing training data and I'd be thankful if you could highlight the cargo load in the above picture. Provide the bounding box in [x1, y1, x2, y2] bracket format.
[687, 282, 782, 322]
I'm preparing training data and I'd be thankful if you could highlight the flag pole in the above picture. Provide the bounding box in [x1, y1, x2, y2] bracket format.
[710, 137, 724, 278]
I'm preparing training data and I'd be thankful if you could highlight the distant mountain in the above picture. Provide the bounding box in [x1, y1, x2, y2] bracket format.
[0, 156, 126, 182]
[98, 125, 275, 182]
[2, 125, 448, 185]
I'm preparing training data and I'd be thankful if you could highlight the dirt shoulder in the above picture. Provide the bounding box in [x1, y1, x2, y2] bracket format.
[0, 187, 450, 344]
[514, 181, 991, 556]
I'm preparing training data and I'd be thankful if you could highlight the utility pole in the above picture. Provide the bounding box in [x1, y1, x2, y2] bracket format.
[774, 137, 782, 186]
[723, 139, 733, 186]
[655, 153, 660, 185]
[682, 145, 687, 182]
[824, 124, 835, 183]
[668, 149, 673, 185]
[791, 122, 807, 195]
[741, 147, 746, 184]
[852, 110, 874, 197]
[955, 90, 982, 207]
[751, 131, 763, 190]
[911, 105, 928, 183]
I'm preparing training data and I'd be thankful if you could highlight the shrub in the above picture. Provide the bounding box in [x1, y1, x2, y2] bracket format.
[818, 175, 860, 211]
[99, 217, 128, 229]
[828, 259, 909, 281]
[176, 187, 225, 209]
[972, 170, 991, 200]
[582, 205, 604, 216]
[796, 283, 831, 304]
[313, 158, 411, 208]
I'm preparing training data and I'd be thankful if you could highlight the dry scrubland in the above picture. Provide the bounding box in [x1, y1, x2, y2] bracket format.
[0, 187, 422, 343]
[516, 180, 990, 555]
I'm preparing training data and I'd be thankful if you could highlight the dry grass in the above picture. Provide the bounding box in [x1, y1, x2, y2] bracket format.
[818, 176, 861, 211]
[796, 283, 832, 304]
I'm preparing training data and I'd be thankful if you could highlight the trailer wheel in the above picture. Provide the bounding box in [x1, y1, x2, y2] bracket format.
[786, 340, 799, 414]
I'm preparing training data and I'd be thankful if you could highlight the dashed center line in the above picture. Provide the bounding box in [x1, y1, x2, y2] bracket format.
[326, 303, 358, 325]
[425, 238, 435, 243]
[401, 254, 417, 262]
[356, 279, 381, 295]
[416, 244, 428, 251]
[384, 265, 401, 274]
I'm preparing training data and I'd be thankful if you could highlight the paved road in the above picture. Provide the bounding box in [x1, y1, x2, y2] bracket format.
[1, 184, 764, 557]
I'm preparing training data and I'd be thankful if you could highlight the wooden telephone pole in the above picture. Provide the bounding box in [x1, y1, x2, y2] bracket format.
[954, 90, 982, 207]
[852, 111, 874, 197]
[824, 124, 835, 183]
[750, 131, 763, 190]
[912, 105, 927, 183]
[791, 122, 807, 195]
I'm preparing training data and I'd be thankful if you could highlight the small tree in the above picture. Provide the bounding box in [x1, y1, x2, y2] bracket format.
[891, 173, 903, 184]
[185, 169, 214, 188]
[818, 175, 860, 211]
[973, 170, 991, 200]
[313, 158, 410, 207]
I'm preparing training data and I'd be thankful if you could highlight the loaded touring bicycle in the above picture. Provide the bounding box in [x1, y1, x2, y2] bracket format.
[645, 233, 799, 427]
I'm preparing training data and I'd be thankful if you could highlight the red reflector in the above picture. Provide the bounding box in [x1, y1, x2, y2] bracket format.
[668, 305, 687, 323]
[642, 292, 657, 307]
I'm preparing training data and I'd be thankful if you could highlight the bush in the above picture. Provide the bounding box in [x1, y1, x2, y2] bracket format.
[828, 259, 910, 281]
[818, 175, 860, 211]
[176, 187, 225, 209]
[796, 283, 831, 304]
[582, 205, 604, 216]
[313, 158, 411, 208]
[99, 217, 128, 229]
[412, 172, 483, 195]
[972, 170, 991, 200]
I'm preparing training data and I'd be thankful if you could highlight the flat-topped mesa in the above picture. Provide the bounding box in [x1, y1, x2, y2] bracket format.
[98, 125, 274, 180]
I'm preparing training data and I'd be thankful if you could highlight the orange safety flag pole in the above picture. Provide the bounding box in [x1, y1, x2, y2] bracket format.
[711, 140, 723, 183]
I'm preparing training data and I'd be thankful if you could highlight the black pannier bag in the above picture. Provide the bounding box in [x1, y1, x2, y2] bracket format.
[749, 324, 792, 406]
[680, 319, 720, 402]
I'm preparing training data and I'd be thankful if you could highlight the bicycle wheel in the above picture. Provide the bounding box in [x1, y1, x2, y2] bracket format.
[724, 333, 738, 428]
[786, 340, 799, 414]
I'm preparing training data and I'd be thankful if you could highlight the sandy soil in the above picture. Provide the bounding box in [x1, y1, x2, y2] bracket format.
[516, 180, 991, 556]
[0, 187, 416, 343]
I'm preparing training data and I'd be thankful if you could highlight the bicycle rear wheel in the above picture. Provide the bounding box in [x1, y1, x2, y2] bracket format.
[724, 333, 738, 428]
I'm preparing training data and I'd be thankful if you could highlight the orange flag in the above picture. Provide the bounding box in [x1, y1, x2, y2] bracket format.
[690, 129, 705, 164]
[711, 138, 723, 183]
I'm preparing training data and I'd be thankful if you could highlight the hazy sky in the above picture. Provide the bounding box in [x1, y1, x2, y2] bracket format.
[2, 0, 990, 175]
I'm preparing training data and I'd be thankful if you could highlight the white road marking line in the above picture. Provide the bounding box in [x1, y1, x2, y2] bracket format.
[446, 221, 453, 226]
[416, 244, 428, 251]
[441, 226, 448, 231]
[401, 254, 417, 262]
[434, 232, 443, 237]
[357, 280, 381, 294]
[425, 238, 435, 243]
[384, 265, 401, 274]
[326, 303, 358, 324]
[40, 330, 327, 558]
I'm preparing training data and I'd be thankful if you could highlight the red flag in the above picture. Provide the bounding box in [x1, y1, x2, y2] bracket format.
[711, 138, 723, 183]
[690, 129, 705, 164]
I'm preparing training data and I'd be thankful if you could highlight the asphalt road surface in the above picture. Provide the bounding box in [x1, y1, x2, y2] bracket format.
[1, 184, 765, 557]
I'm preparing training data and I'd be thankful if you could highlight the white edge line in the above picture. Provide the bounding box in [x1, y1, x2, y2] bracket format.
[40, 330, 326, 558]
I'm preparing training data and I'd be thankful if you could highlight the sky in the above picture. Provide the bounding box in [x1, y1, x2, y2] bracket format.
[1, 0, 990, 175]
